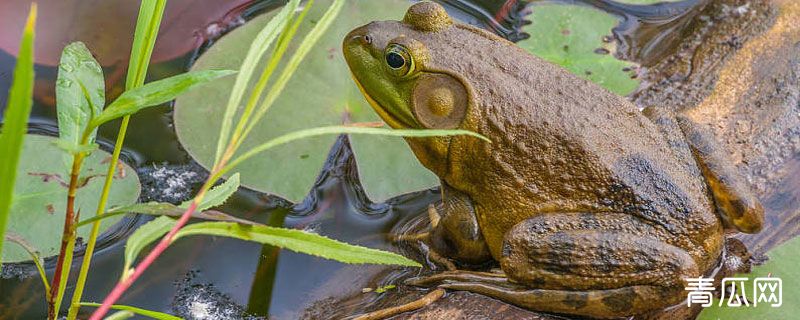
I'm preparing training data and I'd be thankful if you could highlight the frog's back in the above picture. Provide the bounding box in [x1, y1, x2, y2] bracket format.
[436, 24, 721, 262]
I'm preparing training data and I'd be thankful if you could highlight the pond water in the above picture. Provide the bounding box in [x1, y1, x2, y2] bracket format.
[0, 0, 732, 319]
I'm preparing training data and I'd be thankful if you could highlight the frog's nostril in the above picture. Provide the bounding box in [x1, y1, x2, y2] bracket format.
[364, 34, 373, 44]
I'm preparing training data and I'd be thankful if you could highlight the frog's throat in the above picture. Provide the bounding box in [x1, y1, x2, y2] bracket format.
[350, 73, 409, 129]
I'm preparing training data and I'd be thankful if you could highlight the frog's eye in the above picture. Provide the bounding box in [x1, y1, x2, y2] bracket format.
[384, 44, 414, 77]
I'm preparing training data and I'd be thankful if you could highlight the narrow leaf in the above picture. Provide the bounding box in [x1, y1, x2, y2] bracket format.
[81, 303, 181, 320]
[56, 41, 105, 149]
[175, 222, 421, 267]
[77, 201, 260, 227]
[89, 69, 236, 129]
[5, 232, 50, 300]
[104, 311, 134, 320]
[126, 0, 167, 90]
[215, 0, 300, 164]
[240, 0, 346, 141]
[224, 125, 489, 175]
[182, 173, 240, 211]
[0, 4, 36, 267]
[123, 216, 174, 275]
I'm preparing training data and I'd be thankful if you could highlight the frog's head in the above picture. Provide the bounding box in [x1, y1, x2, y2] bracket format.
[343, 2, 475, 175]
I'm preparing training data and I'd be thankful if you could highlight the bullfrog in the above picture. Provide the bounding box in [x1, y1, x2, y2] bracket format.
[342, 2, 764, 318]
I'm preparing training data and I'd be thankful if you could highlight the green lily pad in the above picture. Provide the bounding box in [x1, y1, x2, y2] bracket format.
[1, 134, 140, 263]
[614, 0, 686, 4]
[697, 237, 799, 319]
[518, 3, 640, 96]
[174, 0, 437, 203]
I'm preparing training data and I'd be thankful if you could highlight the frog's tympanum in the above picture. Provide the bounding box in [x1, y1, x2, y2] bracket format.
[343, 2, 764, 318]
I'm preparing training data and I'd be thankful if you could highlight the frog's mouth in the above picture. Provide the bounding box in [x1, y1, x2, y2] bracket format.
[349, 73, 412, 129]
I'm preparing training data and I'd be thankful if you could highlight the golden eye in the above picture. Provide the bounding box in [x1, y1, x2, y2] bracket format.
[384, 44, 414, 77]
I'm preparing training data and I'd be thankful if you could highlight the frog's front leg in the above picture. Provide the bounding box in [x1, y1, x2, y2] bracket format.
[409, 212, 697, 318]
[428, 183, 492, 265]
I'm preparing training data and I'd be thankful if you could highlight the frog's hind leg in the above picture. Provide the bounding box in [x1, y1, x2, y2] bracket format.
[409, 213, 698, 318]
[642, 106, 764, 233]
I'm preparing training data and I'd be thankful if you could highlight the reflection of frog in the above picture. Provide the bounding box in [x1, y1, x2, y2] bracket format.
[342, 2, 764, 318]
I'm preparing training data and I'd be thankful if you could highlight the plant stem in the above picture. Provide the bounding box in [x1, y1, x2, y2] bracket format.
[88, 178, 215, 320]
[65, 117, 130, 320]
[48, 151, 85, 320]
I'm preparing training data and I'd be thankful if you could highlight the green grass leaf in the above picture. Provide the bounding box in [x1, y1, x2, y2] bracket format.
[126, 0, 167, 90]
[56, 41, 105, 152]
[123, 216, 174, 275]
[697, 237, 800, 319]
[518, 3, 640, 95]
[0, 4, 36, 267]
[2, 134, 140, 263]
[215, 0, 300, 165]
[80, 302, 181, 320]
[175, 221, 421, 267]
[89, 69, 235, 129]
[77, 201, 261, 228]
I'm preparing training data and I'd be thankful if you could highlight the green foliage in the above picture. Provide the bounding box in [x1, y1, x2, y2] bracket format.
[697, 237, 800, 319]
[55, 42, 105, 154]
[2, 135, 140, 263]
[615, 0, 685, 4]
[184, 173, 240, 211]
[123, 216, 174, 275]
[175, 222, 421, 267]
[518, 3, 640, 95]
[126, 0, 167, 90]
[174, 0, 438, 203]
[80, 303, 181, 320]
[0, 5, 36, 267]
[5, 232, 50, 300]
[89, 69, 235, 129]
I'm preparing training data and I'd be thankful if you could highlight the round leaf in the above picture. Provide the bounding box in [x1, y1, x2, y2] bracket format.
[517, 3, 641, 96]
[2, 134, 141, 263]
[174, 0, 437, 203]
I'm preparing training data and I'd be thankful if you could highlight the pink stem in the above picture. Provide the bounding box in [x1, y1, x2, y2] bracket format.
[88, 201, 199, 320]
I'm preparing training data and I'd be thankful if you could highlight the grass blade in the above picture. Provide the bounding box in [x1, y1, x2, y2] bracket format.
[0, 4, 36, 268]
[214, 0, 300, 165]
[80, 303, 180, 320]
[126, 0, 167, 90]
[77, 202, 260, 228]
[175, 222, 421, 267]
[223, 125, 488, 176]
[89, 69, 235, 129]
[55, 42, 105, 152]
[239, 0, 345, 143]
[5, 233, 50, 301]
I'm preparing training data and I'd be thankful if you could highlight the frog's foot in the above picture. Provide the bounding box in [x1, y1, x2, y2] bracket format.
[409, 270, 683, 319]
[389, 204, 440, 242]
[389, 205, 457, 270]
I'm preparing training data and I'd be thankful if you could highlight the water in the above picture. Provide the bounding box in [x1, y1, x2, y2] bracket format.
[0, 0, 718, 319]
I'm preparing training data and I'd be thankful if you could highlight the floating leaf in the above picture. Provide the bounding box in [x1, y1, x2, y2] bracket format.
[0, 5, 36, 267]
[174, 0, 439, 203]
[80, 302, 181, 320]
[518, 3, 640, 95]
[55, 41, 105, 154]
[123, 216, 173, 274]
[175, 221, 421, 267]
[697, 236, 799, 319]
[1, 134, 140, 263]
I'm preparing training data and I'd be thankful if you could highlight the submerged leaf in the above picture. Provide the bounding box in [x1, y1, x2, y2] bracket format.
[175, 222, 421, 267]
[90, 69, 235, 128]
[518, 3, 640, 95]
[0, 5, 36, 267]
[55, 41, 105, 150]
[2, 134, 140, 263]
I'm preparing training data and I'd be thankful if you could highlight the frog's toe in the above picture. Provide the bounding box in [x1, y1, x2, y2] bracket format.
[405, 270, 508, 287]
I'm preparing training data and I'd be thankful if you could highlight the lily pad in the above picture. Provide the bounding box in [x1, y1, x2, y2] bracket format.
[518, 3, 640, 96]
[174, 0, 438, 203]
[1, 134, 140, 263]
[614, 0, 686, 4]
[697, 237, 799, 319]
